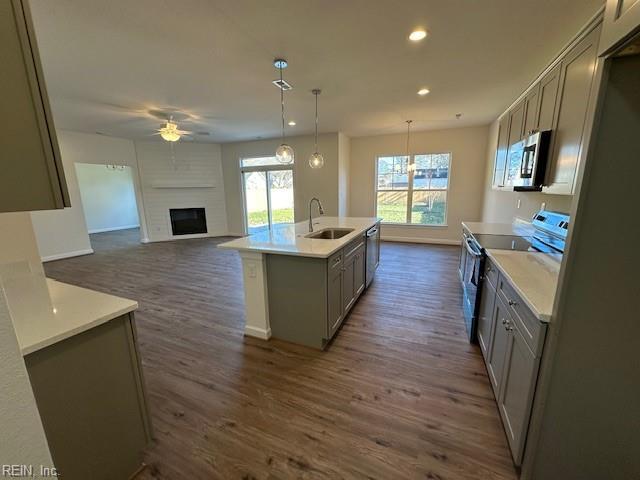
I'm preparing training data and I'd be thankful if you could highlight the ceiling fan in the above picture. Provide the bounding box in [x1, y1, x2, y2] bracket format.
[154, 117, 193, 142]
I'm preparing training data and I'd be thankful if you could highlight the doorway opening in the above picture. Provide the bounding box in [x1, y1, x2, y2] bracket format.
[75, 163, 141, 246]
[240, 156, 294, 234]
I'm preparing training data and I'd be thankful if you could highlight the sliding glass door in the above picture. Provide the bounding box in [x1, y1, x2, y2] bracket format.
[241, 157, 294, 234]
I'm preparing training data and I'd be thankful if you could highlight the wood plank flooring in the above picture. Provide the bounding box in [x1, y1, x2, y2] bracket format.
[44, 229, 516, 480]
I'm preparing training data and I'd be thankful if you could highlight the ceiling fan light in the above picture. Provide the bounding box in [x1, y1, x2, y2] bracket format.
[160, 131, 181, 142]
[159, 120, 181, 142]
[276, 143, 294, 164]
[309, 152, 324, 169]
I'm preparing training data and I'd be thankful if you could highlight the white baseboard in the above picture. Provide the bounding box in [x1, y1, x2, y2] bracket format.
[226, 232, 246, 237]
[88, 224, 140, 234]
[41, 248, 94, 263]
[244, 325, 271, 340]
[381, 235, 461, 246]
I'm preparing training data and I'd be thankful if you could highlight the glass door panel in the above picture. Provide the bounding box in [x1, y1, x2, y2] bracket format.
[267, 170, 294, 227]
[243, 171, 269, 233]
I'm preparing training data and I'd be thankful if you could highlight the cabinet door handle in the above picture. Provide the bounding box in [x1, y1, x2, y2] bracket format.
[508, 299, 517, 307]
[502, 319, 507, 325]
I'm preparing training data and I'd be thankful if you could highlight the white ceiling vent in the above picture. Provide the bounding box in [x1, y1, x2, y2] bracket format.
[272, 78, 293, 91]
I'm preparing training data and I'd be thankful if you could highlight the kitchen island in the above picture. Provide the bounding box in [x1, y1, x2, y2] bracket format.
[219, 216, 380, 349]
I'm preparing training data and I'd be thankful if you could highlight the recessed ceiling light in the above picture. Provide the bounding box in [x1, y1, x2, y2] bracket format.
[409, 29, 427, 42]
[288, 120, 296, 126]
[418, 88, 430, 96]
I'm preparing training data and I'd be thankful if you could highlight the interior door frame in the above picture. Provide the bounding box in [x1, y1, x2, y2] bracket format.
[239, 158, 294, 235]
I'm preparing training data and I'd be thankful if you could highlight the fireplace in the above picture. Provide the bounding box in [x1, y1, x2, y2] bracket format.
[169, 208, 207, 236]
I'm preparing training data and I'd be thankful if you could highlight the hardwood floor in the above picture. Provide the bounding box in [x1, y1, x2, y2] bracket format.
[44, 229, 516, 480]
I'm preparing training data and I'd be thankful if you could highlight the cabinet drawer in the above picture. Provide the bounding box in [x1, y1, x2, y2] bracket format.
[484, 257, 499, 289]
[344, 236, 365, 261]
[497, 276, 547, 356]
[328, 250, 343, 272]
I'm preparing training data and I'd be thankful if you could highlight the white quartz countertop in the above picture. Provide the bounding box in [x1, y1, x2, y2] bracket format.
[462, 220, 535, 237]
[486, 249, 561, 322]
[218, 216, 380, 258]
[2, 275, 138, 355]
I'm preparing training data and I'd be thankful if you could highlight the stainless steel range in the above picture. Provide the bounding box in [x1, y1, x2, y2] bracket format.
[459, 210, 570, 343]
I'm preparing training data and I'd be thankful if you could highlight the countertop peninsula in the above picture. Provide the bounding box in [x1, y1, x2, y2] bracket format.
[2, 273, 138, 355]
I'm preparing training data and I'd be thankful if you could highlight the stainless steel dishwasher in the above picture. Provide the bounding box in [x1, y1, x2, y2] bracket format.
[365, 224, 380, 288]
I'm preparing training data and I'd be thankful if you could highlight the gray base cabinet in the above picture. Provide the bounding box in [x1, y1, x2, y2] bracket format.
[25, 313, 152, 480]
[267, 233, 369, 349]
[478, 262, 548, 466]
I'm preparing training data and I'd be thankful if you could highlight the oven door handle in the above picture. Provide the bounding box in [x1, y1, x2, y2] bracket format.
[464, 237, 482, 257]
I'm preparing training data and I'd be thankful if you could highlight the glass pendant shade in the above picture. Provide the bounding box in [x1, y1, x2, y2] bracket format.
[309, 151, 324, 169]
[276, 143, 294, 164]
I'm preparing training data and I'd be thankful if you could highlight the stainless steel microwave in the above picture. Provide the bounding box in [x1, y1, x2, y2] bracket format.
[507, 130, 552, 191]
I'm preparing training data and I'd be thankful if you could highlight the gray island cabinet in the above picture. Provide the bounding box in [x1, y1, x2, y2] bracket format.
[267, 234, 367, 349]
[218, 217, 381, 349]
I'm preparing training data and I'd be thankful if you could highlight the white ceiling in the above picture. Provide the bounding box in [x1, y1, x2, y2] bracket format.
[29, 0, 603, 143]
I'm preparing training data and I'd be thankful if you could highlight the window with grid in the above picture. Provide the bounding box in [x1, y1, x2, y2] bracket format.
[375, 153, 450, 225]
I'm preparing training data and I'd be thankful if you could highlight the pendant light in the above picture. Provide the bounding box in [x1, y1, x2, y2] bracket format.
[405, 120, 414, 172]
[274, 59, 294, 164]
[309, 89, 324, 169]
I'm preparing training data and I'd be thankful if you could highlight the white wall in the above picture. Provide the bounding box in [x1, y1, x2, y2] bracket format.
[338, 133, 350, 217]
[0, 213, 54, 472]
[30, 131, 146, 261]
[349, 125, 489, 244]
[135, 141, 228, 241]
[0, 213, 45, 276]
[480, 119, 573, 223]
[221, 133, 340, 235]
[75, 164, 140, 233]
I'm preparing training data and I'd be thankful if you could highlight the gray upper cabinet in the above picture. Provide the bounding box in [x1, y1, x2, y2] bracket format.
[600, 0, 640, 55]
[544, 25, 601, 194]
[489, 20, 602, 195]
[503, 100, 526, 188]
[0, 0, 70, 213]
[492, 115, 511, 188]
[522, 83, 541, 137]
[537, 63, 562, 131]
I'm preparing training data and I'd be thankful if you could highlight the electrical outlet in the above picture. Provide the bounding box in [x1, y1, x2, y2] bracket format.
[248, 263, 257, 278]
[541, 202, 546, 211]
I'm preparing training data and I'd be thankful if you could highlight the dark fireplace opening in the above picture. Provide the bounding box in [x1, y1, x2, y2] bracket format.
[170, 208, 207, 236]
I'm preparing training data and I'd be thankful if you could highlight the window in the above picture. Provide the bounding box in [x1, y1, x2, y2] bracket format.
[375, 153, 450, 226]
[240, 156, 294, 233]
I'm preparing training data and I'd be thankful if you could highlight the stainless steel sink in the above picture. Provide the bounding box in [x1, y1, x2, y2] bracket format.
[305, 228, 354, 239]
